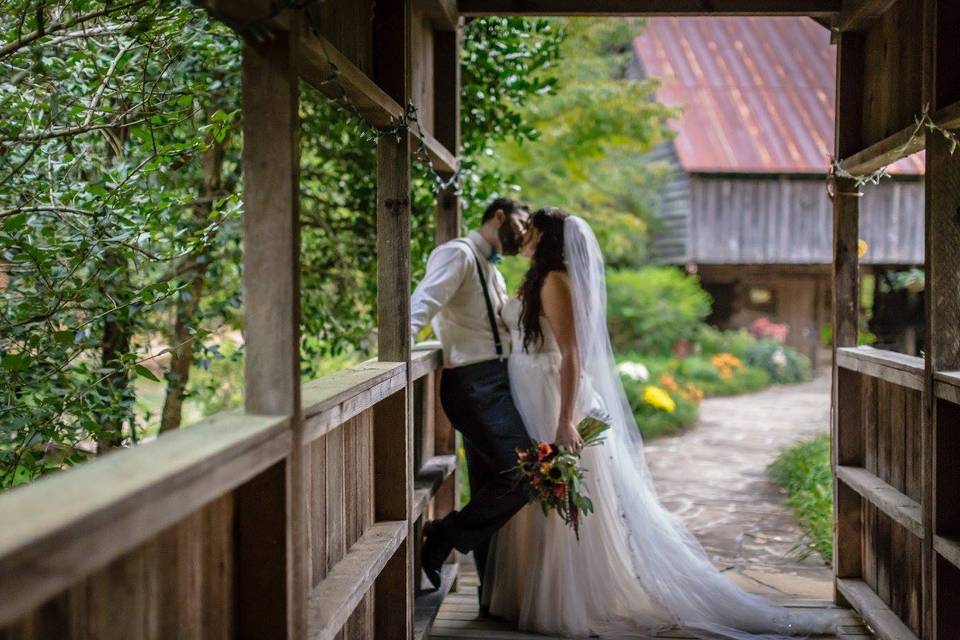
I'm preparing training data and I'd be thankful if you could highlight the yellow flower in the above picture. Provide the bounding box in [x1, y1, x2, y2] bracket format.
[858, 239, 869, 258]
[643, 385, 676, 413]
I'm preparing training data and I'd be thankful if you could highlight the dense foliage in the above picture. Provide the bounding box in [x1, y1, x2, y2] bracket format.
[491, 19, 675, 268]
[769, 434, 833, 562]
[0, 2, 565, 486]
[606, 266, 712, 355]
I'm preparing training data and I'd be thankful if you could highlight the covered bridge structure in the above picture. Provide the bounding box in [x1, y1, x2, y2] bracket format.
[0, 2, 959, 640]
[631, 16, 925, 366]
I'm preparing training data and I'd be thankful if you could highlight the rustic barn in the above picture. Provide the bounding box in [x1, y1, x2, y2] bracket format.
[631, 17, 926, 365]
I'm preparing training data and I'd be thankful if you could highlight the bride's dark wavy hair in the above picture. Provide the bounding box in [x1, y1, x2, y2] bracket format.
[519, 207, 570, 353]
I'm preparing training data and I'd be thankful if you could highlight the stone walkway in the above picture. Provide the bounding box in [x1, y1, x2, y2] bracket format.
[644, 373, 833, 601]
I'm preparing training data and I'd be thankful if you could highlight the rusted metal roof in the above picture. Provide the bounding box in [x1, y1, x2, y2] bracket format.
[633, 17, 924, 175]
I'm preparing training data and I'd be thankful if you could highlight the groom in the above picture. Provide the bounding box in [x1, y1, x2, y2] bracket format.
[410, 197, 532, 609]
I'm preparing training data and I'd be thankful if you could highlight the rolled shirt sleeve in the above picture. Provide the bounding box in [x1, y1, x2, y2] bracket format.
[410, 243, 470, 341]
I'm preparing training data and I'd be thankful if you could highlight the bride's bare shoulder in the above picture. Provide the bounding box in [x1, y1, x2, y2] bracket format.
[541, 270, 573, 307]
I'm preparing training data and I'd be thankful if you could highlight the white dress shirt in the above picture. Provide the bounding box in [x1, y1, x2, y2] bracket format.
[411, 230, 511, 368]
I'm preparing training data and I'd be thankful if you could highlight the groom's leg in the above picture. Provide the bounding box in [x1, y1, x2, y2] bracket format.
[435, 360, 531, 553]
[464, 439, 494, 605]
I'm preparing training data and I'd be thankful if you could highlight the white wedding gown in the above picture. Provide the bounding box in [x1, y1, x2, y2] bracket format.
[485, 217, 841, 639]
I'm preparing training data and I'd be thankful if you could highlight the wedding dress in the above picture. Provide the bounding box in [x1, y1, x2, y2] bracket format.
[487, 216, 840, 639]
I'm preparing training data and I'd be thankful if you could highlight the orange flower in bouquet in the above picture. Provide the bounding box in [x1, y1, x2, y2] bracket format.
[514, 409, 611, 540]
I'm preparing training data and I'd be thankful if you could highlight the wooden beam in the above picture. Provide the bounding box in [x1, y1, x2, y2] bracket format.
[837, 466, 924, 539]
[239, 24, 307, 639]
[836, 347, 925, 391]
[926, 86, 960, 640]
[837, 579, 922, 640]
[0, 413, 289, 628]
[457, 0, 841, 16]
[302, 361, 408, 442]
[417, 0, 458, 30]
[412, 455, 458, 522]
[838, 123, 925, 177]
[373, 2, 415, 638]
[308, 521, 406, 640]
[300, 32, 405, 129]
[433, 25, 462, 243]
[837, 0, 900, 32]
[934, 535, 960, 571]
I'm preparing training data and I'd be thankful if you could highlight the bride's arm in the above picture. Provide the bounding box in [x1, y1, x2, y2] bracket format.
[542, 271, 584, 451]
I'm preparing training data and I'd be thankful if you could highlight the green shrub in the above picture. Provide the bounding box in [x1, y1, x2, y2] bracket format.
[674, 355, 770, 396]
[769, 434, 833, 563]
[607, 267, 711, 355]
[743, 340, 812, 384]
[695, 326, 759, 359]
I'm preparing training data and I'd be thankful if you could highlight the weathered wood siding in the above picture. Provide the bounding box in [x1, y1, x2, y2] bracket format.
[645, 143, 692, 263]
[665, 175, 925, 265]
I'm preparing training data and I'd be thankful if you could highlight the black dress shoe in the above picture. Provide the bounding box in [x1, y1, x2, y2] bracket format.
[421, 520, 450, 590]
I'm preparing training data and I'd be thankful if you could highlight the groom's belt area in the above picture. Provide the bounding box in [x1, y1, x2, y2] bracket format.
[445, 358, 508, 375]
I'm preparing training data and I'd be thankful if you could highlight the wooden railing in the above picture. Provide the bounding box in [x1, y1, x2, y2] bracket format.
[834, 347, 960, 640]
[0, 348, 456, 639]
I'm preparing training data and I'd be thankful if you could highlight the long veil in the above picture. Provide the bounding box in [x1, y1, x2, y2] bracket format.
[564, 215, 838, 639]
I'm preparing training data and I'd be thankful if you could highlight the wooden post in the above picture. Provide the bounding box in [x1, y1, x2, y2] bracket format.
[373, 1, 414, 638]
[431, 24, 461, 552]
[238, 22, 307, 640]
[433, 26, 462, 245]
[925, 52, 960, 640]
[832, 31, 865, 607]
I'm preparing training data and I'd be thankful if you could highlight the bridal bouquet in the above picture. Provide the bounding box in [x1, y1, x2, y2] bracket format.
[513, 409, 611, 540]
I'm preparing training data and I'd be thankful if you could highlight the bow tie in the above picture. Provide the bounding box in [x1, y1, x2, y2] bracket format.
[489, 252, 503, 265]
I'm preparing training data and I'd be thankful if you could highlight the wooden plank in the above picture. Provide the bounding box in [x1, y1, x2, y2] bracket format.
[0, 412, 288, 628]
[417, 0, 458, 30]
[457, 0, 841, 16]
[925, 79, 960, 640]
[838, 123, 926, 177]
[239, 22, 306, 639]
[299, 33, 455, 174]
[836, 347, 925, 391]
[373, 1, 415, 636]
[302, 361, 407, 442]
[934, 535, 960, 571]
[837, 481, 864, 580]
[838, 0, 900, 32]
[412, 455, 458, 522]
[414, 563, 458, 640]
[411, 348, 444, 381]
[300, 32, 404, 129]
[308, 521, 406, 640]
[837, 578, 921, 640]
[933, 371, 960, 404]
[837, 466, 924, 539]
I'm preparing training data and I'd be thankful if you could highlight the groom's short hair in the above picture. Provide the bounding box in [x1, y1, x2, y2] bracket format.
[482, 197, 528, 223]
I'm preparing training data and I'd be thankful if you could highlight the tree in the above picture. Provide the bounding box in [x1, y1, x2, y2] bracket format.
[491, 18, 676, 268]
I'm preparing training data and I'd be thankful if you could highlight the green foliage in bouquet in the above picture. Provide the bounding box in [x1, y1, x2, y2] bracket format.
[514, 411, 611, 540]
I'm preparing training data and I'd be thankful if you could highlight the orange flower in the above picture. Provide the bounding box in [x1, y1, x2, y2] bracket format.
[537, 442, 554, 461]
[658, 373, 679, 393]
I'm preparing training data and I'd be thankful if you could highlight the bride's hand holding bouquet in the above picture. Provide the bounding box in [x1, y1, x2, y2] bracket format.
[513, 408, 611, 540]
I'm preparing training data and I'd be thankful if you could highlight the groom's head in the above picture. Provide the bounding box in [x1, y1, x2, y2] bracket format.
[481, 197, 530, 257]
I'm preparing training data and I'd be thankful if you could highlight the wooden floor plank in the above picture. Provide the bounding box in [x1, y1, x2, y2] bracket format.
[429, 563, 872, 640]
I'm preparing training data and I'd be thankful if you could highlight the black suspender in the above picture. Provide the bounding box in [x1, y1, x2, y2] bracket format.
[455, 239, 504, 358]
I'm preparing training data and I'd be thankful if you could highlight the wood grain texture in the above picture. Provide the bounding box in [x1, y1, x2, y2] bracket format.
[240, 25, 306, 639]
[837, 578, 921, 640]
[0, 413, 287, 628]
[308, 522, 406, 640]
[837, 466, 924, 539]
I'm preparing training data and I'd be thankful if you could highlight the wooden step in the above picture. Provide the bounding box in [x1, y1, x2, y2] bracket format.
[415, 563, 458, 640]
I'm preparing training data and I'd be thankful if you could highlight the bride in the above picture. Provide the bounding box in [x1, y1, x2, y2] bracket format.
[486, 207, 838, 638]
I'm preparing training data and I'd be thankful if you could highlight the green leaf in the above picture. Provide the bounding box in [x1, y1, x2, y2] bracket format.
[135, 364, 161, 382]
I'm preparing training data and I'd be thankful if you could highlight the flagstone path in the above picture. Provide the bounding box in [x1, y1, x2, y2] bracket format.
[644, 372, 833, 600]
